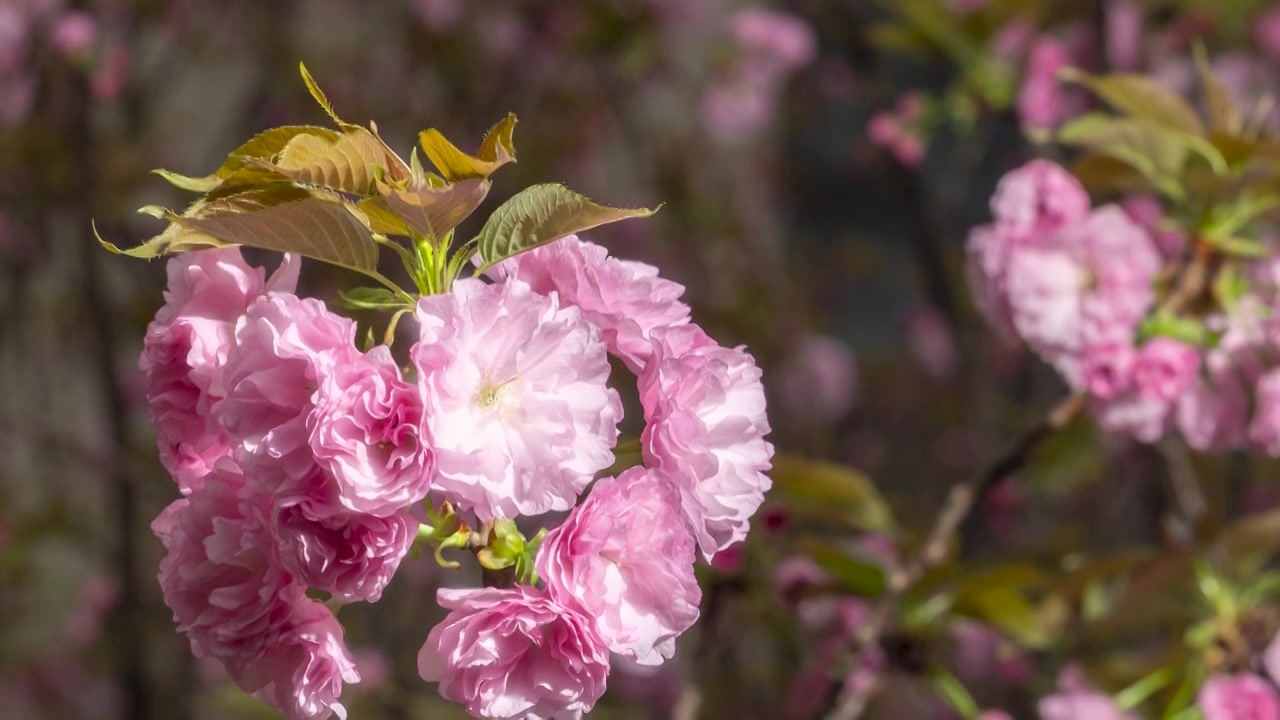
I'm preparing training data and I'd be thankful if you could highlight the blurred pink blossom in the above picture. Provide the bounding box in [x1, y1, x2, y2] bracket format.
[63, 575, 120, 647]
[778, 333, 858, 423]
[1105, 0, 1144, 71]
[868, 93, 927, 167]
[1121, 195, 1185, 258]
[1017, 36, 1084, 130]
[1256, 6, 1280, 60]
[1132, 338, 1200, 402]
[50, 10, 97, 61]
[1039, 665, 1132, 720]
[1197, 673, 1280, 720]
[91, 44, 129, 101]
[411, 0, 460, 32]
[904, 304, 958, 379]
[729, 8, 817, 74]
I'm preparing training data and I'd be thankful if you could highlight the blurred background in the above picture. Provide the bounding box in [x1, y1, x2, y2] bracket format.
[6, 0, 1280, 718]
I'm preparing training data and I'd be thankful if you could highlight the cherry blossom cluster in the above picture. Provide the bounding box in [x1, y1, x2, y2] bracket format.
[142, 235, 773, 719]
[966, 159, 1280, 453]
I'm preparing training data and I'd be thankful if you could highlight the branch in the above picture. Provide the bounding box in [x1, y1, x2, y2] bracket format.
[824, 392, 1086, 720]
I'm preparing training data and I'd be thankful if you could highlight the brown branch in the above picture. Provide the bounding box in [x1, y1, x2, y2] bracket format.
[824, 392, 1086, 720]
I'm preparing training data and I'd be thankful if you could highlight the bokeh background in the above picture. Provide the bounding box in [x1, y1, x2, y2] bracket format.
[6, 0, 1280, 718]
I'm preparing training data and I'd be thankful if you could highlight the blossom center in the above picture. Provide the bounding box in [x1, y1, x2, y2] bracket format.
[472, 374, 517, 412]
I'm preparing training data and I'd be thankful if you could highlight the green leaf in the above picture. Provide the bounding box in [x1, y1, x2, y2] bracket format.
[150, 125, 341, 193]
[1058, 114, 1190, 199]
[475, 184, 657, 267]
[1213, 262, 1250, 311]
[1115, 666, 1175, 711]
[767, 455, 894, 531]
[1061, 69, 1205, 136]
[1204, 235, 1270, 258]
[419, 115, 518, 182]
[930, 669, 979, 720]
[175, 198, 379, 274]
[793, 537, 887, 597]
[377, 177, 490, 242]
[337, 287, 412, 311]
[1137, 313, 1210, 347]
[953, 566, 1058, 648]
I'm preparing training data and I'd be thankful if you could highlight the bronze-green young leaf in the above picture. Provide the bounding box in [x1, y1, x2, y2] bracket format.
[475, 183, 657, 266]
[96, 217, 223, 258]
[419, 115, 518, 183]
[477, 114, 517, 164]
[1059, 113, 1190, 198]
[1061, 69, 1205, 136]
[175, 198, 380, 274]
[299, 61, 358, 130]
[98, 186, 325, 258]
[1196, 50, 1243, 137]
[151, 125, 342, 193]
[359, 197, 412, 236]
[252, 128, 396, 196]
[377, 177, 490, 242]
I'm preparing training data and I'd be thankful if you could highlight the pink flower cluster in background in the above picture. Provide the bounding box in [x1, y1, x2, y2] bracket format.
[702, 7, 816, 143]
[868, 93, 927, 167]
[963, 159, 1280, 451]
[144, 235, 773, 718]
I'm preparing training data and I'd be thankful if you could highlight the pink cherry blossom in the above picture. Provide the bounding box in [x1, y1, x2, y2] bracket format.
[418, 586, 610, 719]
[1018, 36, 1081, 130]
[701, 81, 772, 144]
[49, 10, 97, 60]
[307, 345, 433, 516]
[728, 8, 817, 74]
[536, 467, 701, 666]
[967, 161, 1092, 338]
[1250, 369, 1280, 456]
[488, 235, 691, 372]
[1093, 391, 1170, 443]
[1256, 7, 1280, 61]
[991, 159, 1091, 242]
[1265, 631, 1280, 685]
[269, 486, 417, 603]
[777, 333, 857, 423]
[220, 293, 358, 490]
[1176, 369, 1248, 452]
[1122, 195, 1185, 258]
[1132, 338, 1200, 401]
[152, 462, 303, 673]
[411, 278, 621, 522]
[247, 601, 361, 720]
[1197, 673, 1280, 720]
[140, 249, 298, 491]
[1081, 342, 1136, 400]
[1005, 206, 1160, 387]
[1105, 0, 1144, 72]
[640, 324, 774, 560]
[1038, 666, 1130, 720]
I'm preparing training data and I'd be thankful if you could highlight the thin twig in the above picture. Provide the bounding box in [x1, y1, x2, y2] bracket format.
[824, 392, 1086, 720]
